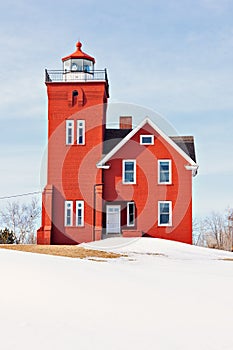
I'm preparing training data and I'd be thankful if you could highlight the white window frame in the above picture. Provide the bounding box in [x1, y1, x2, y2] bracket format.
[122, 160, 136, 184]
[65, 201, 73, 226]
[77, 120, 85, 145]
[76, 200, 84, 227]
[66, 120, 74, 145]
[158, 159, 172, 184]
[158, 201, 172, 226]
[127, 202, 135, 227]
[140, 134, 154, 145]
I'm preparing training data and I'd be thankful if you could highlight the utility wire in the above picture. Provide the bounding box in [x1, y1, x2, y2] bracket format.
[0, 191, 42, 200]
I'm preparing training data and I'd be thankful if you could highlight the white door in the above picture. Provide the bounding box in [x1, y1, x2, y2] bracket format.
[106, 205, 121, 234]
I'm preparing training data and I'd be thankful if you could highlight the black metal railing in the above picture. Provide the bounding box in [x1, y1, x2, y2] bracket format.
[45, 69, 108, 83]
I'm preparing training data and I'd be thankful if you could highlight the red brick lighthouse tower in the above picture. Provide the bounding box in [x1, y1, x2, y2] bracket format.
[37, 42, 109, 244]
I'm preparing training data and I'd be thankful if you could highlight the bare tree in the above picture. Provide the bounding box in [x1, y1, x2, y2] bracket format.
[0, 198, 41, 244]
[194, 208, 233, 251]
[192, 218, 207, 246]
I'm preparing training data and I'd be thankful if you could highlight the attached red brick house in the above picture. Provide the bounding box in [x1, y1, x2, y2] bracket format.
[37, 41, 198, 245]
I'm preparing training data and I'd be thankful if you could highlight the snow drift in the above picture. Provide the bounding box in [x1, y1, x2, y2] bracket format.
[0, 238, 233, 350]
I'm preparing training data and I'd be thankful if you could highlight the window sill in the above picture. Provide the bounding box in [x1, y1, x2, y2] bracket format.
[158, 224, 173, 227]
[65, 225, 85, 228]
[158, 182, 172, 185]
[122, 181, 137, 185]
[122, 183, 136, 185]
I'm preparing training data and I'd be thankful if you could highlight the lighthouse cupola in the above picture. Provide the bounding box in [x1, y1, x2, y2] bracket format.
[62, 41, 95, 73]
[45, 41, 109, 93]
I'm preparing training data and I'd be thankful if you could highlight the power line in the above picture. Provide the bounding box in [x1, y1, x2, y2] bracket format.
[0, 191, 42, 200]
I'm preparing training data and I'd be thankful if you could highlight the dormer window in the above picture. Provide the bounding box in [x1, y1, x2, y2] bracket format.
[140, 135, 154, 145]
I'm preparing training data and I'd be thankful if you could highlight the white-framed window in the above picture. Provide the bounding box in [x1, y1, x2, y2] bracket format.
[66, 120, 74, 145]
[158, 201, 172, 226]
[65, 201, 73, 226]
[158, 160, 172, 184]
[140, 135, 154, 145]
[123, 160, 136, 184]
[76, 200, 84, 227]
[77, 120, 85, 145]
[127, 202, 135, 226]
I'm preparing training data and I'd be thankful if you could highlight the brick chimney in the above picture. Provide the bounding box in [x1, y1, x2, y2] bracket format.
[119, 116, 132, 129]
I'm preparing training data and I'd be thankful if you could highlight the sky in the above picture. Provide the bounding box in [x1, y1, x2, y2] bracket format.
[0, 0, 233, 218]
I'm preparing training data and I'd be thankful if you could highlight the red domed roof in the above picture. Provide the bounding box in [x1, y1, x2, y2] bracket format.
[62, 41, 95, 63]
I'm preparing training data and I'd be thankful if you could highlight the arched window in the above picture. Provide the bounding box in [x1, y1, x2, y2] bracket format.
[72, 90, 78, 106]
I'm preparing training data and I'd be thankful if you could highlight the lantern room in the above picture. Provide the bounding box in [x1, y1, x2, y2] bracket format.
[62, 41, 95, 73]
[44, 40, 109, 95]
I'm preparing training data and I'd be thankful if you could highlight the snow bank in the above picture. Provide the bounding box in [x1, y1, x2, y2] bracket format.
[0, 238, 233, 350]
[81, 236, 233, 260]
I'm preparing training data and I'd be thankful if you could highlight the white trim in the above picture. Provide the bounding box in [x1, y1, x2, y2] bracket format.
[97, 117, 197, 170]
[140, 134, 154, 145]
[158, 159, 172, 184]
[77, 120, 85, 145]
[158, 201, 172, 227]
[76, 200, 84, 227]
[185, 164, 199, 177]
[97, 164, 110, 169]
[106, 205, 121, 234]
[122, 160, 136, 184]
[65, 200, 73, 226]
[66, 120, 74, 145]
[127, 202, 135, 227]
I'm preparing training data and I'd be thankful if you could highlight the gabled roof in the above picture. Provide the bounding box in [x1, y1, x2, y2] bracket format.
[98, 117, 198, 169]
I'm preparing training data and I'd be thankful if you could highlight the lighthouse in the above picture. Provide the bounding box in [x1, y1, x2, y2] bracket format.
[38, 41, 198, 246]
[37, 42, 109, 244]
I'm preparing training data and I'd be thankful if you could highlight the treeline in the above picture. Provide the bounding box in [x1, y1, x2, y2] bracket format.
[194, 208, 233, 251]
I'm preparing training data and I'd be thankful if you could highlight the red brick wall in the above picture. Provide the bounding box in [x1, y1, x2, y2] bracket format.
[39, 81, 108, 244]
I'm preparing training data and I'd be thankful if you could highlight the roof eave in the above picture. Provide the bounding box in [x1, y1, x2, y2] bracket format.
[185, 165, 199, 177]
[62, 54, 95, 62]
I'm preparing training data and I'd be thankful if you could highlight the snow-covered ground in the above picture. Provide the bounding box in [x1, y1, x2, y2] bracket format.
[1, 238, 233, 350]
